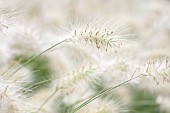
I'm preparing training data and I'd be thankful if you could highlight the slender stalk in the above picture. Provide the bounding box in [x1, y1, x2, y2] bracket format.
[37, 88, 59, 113]
[28, 76, 61, 89]
[71, 74, 143, 113]
[11, 39, 69, 75]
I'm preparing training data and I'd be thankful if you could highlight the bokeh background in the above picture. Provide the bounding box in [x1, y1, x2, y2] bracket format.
[0, 0, 170, 113]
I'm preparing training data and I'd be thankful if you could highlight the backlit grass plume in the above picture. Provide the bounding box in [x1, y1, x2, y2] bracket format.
[61, 16, 133, 53]
[0, 66, 32, 113]
[57, 64, 100, 89]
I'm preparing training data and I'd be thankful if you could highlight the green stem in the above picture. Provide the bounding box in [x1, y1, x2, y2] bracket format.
[37, 88, 59, 113]
[11, 39, 69, 75]
[71, 74, 143, 113]
[28, 77, 58, 89]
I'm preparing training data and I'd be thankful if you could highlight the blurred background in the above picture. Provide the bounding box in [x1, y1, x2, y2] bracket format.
[0, 0, 170, 113]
